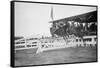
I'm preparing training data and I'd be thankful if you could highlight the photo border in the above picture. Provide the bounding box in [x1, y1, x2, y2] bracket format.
[10, 1, 98, 67]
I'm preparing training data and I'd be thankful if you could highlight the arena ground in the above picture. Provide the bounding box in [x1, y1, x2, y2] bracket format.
[15, 46, 97, 66]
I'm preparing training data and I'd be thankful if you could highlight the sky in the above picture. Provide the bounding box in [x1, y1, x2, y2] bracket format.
[15, 2, 97, 37]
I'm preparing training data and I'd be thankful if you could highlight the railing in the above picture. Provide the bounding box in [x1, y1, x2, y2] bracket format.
[15, 39, 40, 50]
[36, 36, 97, 53]
[14, 35, 97, 54]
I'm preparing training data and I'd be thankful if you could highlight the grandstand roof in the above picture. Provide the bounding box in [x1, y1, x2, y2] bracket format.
[49, 11, 97, 23]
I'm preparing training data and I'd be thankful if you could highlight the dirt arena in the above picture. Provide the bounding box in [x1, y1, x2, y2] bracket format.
[15, 46, 97, 66]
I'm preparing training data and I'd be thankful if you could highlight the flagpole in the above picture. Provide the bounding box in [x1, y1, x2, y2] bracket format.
[51, 6, 54, 21]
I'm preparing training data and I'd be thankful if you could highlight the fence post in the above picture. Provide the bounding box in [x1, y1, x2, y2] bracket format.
[36, 40, 43, 54]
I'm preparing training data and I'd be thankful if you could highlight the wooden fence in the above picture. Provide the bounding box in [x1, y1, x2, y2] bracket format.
[14, 35, 97, 53]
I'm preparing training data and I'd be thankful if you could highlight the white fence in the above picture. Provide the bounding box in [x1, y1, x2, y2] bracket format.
[15, 39, 40, 50]
[14, 35, 97, 53]
[36, 35, 97, 53]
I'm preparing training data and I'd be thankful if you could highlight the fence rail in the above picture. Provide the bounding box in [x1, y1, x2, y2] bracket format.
[14, 35, 97, 53]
